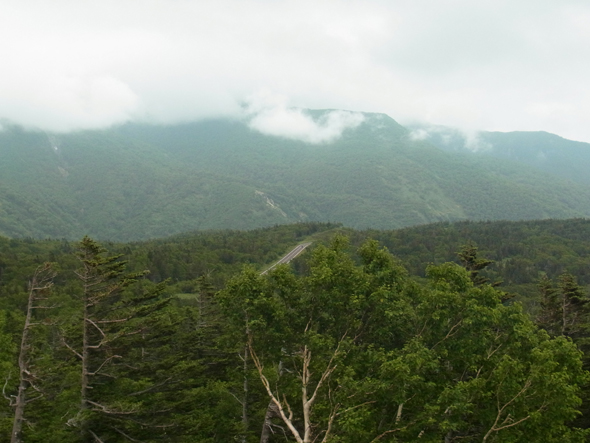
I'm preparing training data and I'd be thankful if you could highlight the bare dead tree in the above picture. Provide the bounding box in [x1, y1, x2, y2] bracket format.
[8, 263, 56, 443]
[249, 335, 345, 443]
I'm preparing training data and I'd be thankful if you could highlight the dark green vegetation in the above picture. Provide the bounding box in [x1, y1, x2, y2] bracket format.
[2, 219, 590, 441]
[350, 218, 590, 308]
[3, 111, 590, 240]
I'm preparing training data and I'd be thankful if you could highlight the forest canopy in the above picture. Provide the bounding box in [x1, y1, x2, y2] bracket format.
[1, 225, 589, 442]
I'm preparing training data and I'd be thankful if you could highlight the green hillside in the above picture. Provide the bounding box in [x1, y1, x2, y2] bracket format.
[2, 111, 590, 240]
[413, 123, 590, 186]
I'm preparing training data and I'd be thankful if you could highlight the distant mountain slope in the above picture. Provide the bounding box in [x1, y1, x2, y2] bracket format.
[1, 111, 590, 241]
[410, 124, 590, 186]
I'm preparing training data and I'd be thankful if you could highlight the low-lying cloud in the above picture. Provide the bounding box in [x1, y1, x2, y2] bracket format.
[409, 125, 492, 152]
[244, 95, 365, 143]
[1, 1, 590, 141]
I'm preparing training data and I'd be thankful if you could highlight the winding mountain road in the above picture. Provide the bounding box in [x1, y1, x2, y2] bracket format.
[261, 242, 312, 275]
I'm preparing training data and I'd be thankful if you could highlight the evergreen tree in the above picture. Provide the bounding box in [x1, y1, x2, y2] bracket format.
[63, 236, 169, 441]
[537, 272, 590, 339]
[457, 242, 499, 287]
[537, 272, 590, 430]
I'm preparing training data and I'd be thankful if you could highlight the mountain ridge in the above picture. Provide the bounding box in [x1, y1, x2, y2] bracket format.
[409, 123, 590, 186]
[1, 110, 590, 241]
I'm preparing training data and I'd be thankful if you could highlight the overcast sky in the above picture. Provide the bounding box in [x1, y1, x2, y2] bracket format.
[2, 0, 590, 142]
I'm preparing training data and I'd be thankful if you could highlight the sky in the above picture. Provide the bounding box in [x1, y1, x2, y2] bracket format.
[2, 0, 590, 143]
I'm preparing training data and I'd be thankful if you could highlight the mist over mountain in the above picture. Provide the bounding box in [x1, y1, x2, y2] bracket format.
[410, 123, 590, 186]
[1, 109, 590, 241]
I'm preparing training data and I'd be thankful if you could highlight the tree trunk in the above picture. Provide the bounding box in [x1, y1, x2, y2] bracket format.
[11, 264, 54, 443]
[260, 358, 285, 442]
[81, 292, 90, 411]
[10, 292, 33, 443]
[10, 362, 27, 443]
[260, 401, 279, 443]
[242, 343, 249, 443]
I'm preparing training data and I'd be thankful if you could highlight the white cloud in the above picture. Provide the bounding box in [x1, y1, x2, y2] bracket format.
[244, 92, 364, 143]
[0, 0, 589, 142]
[463, 132, 492, 153]
[409, 129, 430, 141]
[409, 124, 491, 152]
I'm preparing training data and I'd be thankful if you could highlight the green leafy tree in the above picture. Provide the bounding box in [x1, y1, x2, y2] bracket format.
[537, 272, 590, 430]
[218, 236, 395, 442]
[373, 262, 587, 441]
[220, 236, 588, 442]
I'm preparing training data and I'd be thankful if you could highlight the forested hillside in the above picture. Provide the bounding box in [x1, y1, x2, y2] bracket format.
[351, 218, 590, 308]
[413, 123, 590, 186]
[3, 111, 590, 240]
[2, 220, 590, 441]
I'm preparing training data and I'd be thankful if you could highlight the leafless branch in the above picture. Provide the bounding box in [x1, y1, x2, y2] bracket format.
[127, 377, 173, 397]
[88, 355, 122, 376]
[87, 400, 137, 416]
[228, 390, 244, 406]
[370, 423, 415, 442]
[248, 339, 304, 443]
[283, 394, 294, 422]
[88, 430, 105, 442]
[112, 427, 143, 442]
[306, 333, 346, 409]
[430, 319, 463, 350]
[86, 318, 106, 338]
[482, 379, 533, 442]
[23, 394, 43, 405]
[97, 317, 133, 324]
[3, 374, 15, 406]
[61, 337, 83, 360]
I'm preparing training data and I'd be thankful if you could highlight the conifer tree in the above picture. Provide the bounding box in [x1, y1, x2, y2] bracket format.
[457, 242, 499, 286]
[537, 274, 561, 335]
[537, 272, 590, 339]
[63, 236, 169, 441]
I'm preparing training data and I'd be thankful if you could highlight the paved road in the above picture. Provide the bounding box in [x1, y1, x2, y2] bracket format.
[261, 242, 312, 275]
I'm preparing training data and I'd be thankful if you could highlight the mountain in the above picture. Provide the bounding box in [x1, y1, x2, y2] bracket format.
[2, 110, 590, 241]
[410, 123, 590, 186]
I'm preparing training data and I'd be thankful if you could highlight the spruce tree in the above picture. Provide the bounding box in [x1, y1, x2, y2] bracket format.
[63, 236, 169, 441]
[537, 272, 590, 339]
[457, 242, 499, 287]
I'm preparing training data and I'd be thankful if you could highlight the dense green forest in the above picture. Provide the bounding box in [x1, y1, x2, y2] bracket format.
[3, 112, 590, 240]
[2, 219, 590, 441]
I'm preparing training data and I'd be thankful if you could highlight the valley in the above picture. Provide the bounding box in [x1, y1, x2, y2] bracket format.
[2, 110, 590, 441]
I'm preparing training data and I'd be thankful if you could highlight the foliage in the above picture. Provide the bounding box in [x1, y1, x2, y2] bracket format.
[219, 236, 588, 441]
[0, 222, 590, 439]
[351, 218, 590, 310]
